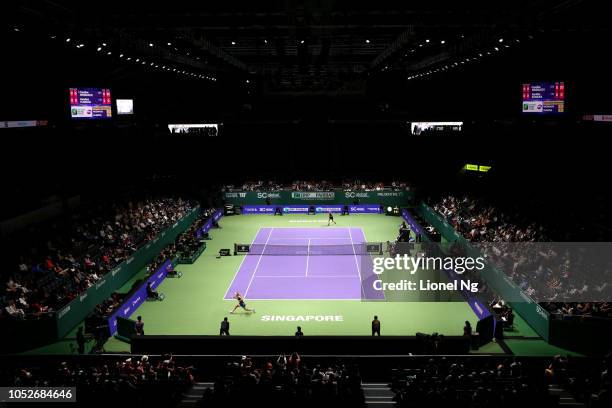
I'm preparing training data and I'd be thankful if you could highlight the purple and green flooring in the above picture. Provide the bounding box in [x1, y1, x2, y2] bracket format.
[23, 214, 559, 354]
[224, 227, 383, 300]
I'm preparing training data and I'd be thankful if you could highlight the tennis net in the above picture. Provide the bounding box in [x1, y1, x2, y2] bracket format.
[234, 242, 383, 255]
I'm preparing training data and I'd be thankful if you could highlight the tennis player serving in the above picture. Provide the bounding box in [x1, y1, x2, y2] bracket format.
[230, 292, 255, 314]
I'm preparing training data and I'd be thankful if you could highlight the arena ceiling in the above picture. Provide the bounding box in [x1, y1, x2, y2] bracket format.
[5, 0, 601, 94]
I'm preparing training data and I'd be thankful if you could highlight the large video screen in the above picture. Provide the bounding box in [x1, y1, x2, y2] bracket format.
[168, 123, 220, 136]
[116, 99, 134, 115]
[522, 82, 565, 114]
[409, 121, 463, 135]
[69, 88, 112, 119]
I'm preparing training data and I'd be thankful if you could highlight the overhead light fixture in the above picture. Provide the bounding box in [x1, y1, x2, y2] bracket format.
[494, 47, 499, 51]
[102, 42, 107, 46]
[425, 39, 430, 43]
[440, 40, 445, 44]
[65, 38, 71, 42]
[97, 47, 102, 51]
[365, 39, 370, 44]
[167, 42, 171, 46]
[149, 43, 154, 47]
[231, 41, 236, 45]
[499, 38, 504, 43]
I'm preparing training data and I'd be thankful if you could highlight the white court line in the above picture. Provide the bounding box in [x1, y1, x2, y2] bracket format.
[305, 238, 310, 277]
[360, 228, 387, 301]
[243, 227, 273, 298]
[257, 275, 356, 278]
[222, 227, 265, 301]
[241, 298, 362, 301]
[266, 237, 353, 240]
[348, 227, 366, 298]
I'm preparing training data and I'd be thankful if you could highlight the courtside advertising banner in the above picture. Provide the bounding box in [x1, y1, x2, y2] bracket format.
[107, 260, 173, 336]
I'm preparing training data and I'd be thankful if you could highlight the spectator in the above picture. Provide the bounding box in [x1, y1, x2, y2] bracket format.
[295, 326, 304, 337]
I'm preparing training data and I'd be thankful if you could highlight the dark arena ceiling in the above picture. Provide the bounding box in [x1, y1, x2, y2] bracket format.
[6, 0, 604, 95]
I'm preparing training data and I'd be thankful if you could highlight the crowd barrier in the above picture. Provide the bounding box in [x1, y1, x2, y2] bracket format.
[107, 260, 173, 336]
[401, 209, 494, 339]
[196, 209, 223, 238]
[131, 335, 472, 355]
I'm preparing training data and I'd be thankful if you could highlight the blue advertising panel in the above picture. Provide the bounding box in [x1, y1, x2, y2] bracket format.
[196, 209, 223, 238]
[241, 204, 381, 214]
[107, 259, 173, 336]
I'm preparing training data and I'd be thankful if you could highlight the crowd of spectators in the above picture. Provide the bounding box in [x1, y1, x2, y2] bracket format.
[432, 195, 546, 243]
[5, 354, 608, 408]
[391, 356, 568, 407]
[1, 198, 195, 321]
[79, 207, 218, 346]
[223, 180, 410, 192]
[430, 195, 612, 317]
[547, 353, 612, 407]
[200, 353, 364, 407]
[3, 354, 195, 406]
[176, 208, 217, 261]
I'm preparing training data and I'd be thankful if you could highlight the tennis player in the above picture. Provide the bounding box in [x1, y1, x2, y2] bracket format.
[327, 211, 337, 226]
[230, 292, 255, 314]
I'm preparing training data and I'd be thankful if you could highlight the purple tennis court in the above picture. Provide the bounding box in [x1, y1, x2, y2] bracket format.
[224, 227, 384, 300]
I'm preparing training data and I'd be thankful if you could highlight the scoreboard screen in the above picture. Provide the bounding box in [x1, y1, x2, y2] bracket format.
[69, 88, 112, 119]
[522, 82, 565, 114]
